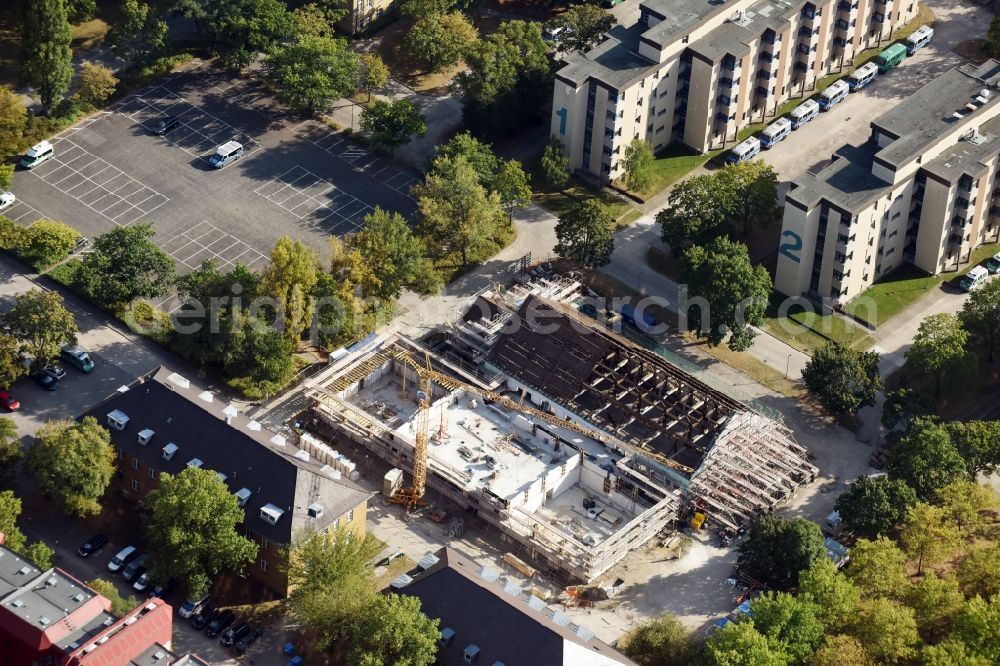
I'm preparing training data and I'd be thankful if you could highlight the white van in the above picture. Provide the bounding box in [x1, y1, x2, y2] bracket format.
[906, 25, 934, 55]
[790, 99, 820, 129]
[107, 545, 138, 573]
[848, 62, 879, 91]
[819, 80, 850, 110]
[20, 140, 55, 169]
[960, 266, 989, 292]
[209, 140, 244, 169]
[760, 117, 792, 149]
[726, 136, 761, 164]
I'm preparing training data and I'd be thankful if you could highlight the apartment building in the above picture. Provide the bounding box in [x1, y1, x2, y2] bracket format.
[552, 0, 916, 181]
[88, 367, 373, 598]
[336, 0, 396, 34]
[775, 60, 1000, 304]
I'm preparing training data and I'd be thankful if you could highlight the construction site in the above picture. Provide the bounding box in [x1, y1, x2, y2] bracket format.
[303, 275, 819, 584]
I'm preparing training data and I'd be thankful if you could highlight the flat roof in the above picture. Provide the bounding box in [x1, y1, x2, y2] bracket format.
[786, 142, 891, 211]
[640, 0, 732, 49]
[921, 113, 1000, 182]
[0, 551, 99, 633]
[557, 26, 656, 89]
[689, 0, 794, 62]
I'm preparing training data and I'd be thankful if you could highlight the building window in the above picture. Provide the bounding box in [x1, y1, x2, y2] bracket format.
[148, 467, 155, 479]
[262, 538, 270, 551]
[348, 509, 355, 522]
[260, 558, 268, 573]
[131, 478, 140, 492]
[132, 457, 139, 470]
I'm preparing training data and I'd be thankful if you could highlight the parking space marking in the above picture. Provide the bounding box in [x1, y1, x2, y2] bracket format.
[117, 86, 259, 162]
[0, 199, 50, 226]
[254, 165, 374, 235]
[160, 221, 269, 272]
[25, 138, 168, 227]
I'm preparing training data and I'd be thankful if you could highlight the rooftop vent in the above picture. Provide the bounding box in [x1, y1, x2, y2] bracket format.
[416, 553, 440, 570]
[124, 615, 137, 625]
[307, 502, 324, 518]
[235, 488, 252, 507]
[72, 593, 85, 603]
[162, 443, 178, 461]
[145, 602, 157, 611]
[153, 650, 167, 661]
[17, 566, 31, 576]
[260, 503, 285, 525]
[45, 576, 57, 587]
[576, 625, 595, 641]
[138, 429, 155, 446]
[166, 373, 190, 389]
[463, 645, 480, 663]
[216, 471, 228, 483]
[270, 434, 286, 447]
[479, 566, 500, 583]
[390, 574, 413, 589]
[247, 420, 262, 431]
[440, 627, 455, 646]
[186, 458, 203, 469]
[294, 450, 310, 462]
[197, 391, 213, 403]
[552, 611, 571, 626]
[11, 599, 24, 608]
[222, 405, 238, 419]
[527, 595, 546, 611]
[106, 410, 129, 431]
[38, 616, 50, 627]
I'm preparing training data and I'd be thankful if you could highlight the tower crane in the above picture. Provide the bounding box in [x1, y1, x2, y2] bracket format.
[383, 347, 694, 510]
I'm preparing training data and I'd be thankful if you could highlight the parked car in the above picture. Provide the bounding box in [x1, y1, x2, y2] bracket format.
[178, 592, 210, 619]
[0, 192, 15, 210]
[42, 364, 66, 381]
[960, 265, 990, 292]
[987, 251, 1000, 274]
[220, 621, 250, 647]
[132, 571, 152, 592]
[71, 237, 89, 254]
[153, 116, 180, 135]
[235, 626, 262, 655]
[60, 345, 95, 372]
[147, 579, 175, 599]
[191, 607, 218, 630]
[206, 610, 235, 638]
[32, 372, 58, 391]
[0, 391, 20, 412]
[20, 140, 55, 169]
[122, 553, 149, 582]
[77, 534, 108, 558]
[107, 546, 138, 573]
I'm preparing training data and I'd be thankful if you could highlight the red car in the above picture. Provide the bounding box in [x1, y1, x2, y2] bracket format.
[0, 391, 20, 412]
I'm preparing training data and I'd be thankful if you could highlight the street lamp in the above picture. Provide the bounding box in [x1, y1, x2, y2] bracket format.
[785, 353, 792, 379]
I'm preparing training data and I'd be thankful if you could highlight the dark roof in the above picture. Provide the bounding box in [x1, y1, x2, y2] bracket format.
[87, 367, 372, 544]
[785, 142, 891, 212]
[399, 548, 637, 666]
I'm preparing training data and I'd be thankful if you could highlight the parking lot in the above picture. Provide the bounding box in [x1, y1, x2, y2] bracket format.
[10, 64, 420, 272]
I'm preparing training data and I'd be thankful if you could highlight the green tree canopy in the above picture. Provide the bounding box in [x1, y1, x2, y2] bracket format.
[0, 490, 53, 568]
[617, 612, 695, 666]
[657, 173, 729, 253]
[346, 593, 440, 666]
[719, 160, 781, 234]
[945, 420, 1000, 477]
[260, 237, 319, 343]
[888, 417, 968, 500]
[432, 132, 498, 186]
[681, 236, 772, 351]
[958, 278, 1000, 361]
[109, 0, 168, 66]
[540, 136, 570, 188]
[802, 342, 881, 414]
[847, 598, 920, 664]
[348, 207, 433, 300]
[921, 639, 992, 666]
[936, 480, 996, 536]
[404, 12, 477, 73]
[750, 592, 826, 663]
[810, 635, 873, 666]
[844, 536, 910, 599]
[957, 544, 1000, 599]
[77, 62, 118, 106]
[900, 502, 962, 576]
[554, 198, 615, 268]
[905, 573, 965, 643]
[21, 0, 73, 114]
[881, 387, 935, 431]
[833, 475, 917, 537]
[87, 578, 140, 616]
[0, 86, 28, 155]
[264, 34, 359, 110]
[293, 2, 334, 36]
[987, 13, 1000, 59]
[953, 595, 1000, 664]
[16, 219, 80, 270]
[0, 334, 28, 393]
[704, 621, 790, 666]
[623, 138, 654, 193]
[78, 224, 175, 308]
[193, 0, 295, 69]
[737, 515, 826, 589]
[0, 417, 20, 481]
[3, 289, 78, 367]
[493, 159, 532, 219]
[27, 417, 115, 517]
[904, 312, 977, 401]
[548, 4, 616, 53]
[145, 467, 258, 597]
[361, 99, 427, 156]
[358, 53, 389, 101]
[797, 558, 860, 632]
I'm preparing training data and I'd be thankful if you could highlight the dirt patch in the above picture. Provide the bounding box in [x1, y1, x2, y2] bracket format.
[955, 39, 990, 65]
[365, 17, 464, 96]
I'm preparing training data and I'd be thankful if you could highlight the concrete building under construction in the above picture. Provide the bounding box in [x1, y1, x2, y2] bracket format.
[304, 277, 817, 583]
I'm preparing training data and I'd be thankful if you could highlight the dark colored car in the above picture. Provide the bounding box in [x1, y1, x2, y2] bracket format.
[206, 610, 235, 638]
[43, 365, 66, 381]
[147, 579, 175, 599]
[191, 607, 218, 631]
[122, 553, 148, 583]
[77, 534, 108, 558]
[220, 621, 250, 647]
[154, 116, 180, 135]
[235, 627, 262, 655]
[32, 372, 58, 391]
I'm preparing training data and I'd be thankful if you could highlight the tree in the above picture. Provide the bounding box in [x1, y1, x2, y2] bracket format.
[78, 224, 175, 308]
[264, 35, 359, 111]
[936, 480, 996, 536]
[0, 417, 20, 480]
[554, 198, 615, 268]
[358, 53, 389, 101]
[540, 137, 570, 188]
[400, 0, 453, 17]
[415, 156, 506, 265]
[618, 612, 695, 666]
[750, 592, 826, 663]
[0, 334, 28, 392]
[88, 578, 140, 616]
[27, 417, 115, 517]
[623, 138, 654, 192]
[719, 160, 781, 235]
[681, 237, 772, 351]
[293, 2, 334, 36]
[260, 237, 319, 343]
[194, 0, 295, 69]
[3, 289, 78, 366]
[361, 99, 427, 156]
[0, 86, 28, 155]
[797, 559, 860, 632]
[346, 593, 440, 666]
[847, 598, 920, 664]
[432, 132, 498, 187]
[109, 0, 168, 67]
[953, 595, 1000, 664]
[0, 490, 28, 554]
[457, 20, 551, 139]
[900, 503, 962, 576]
[704, 621, 790, 666]
[77, 63, 118, 106]
[957, 544, 1000, 599]
[802, 342, 881, 414]
[988, 14, 1000, 59]
[348, 207, 432, 300]
[404, 12, 477, 73]
[737, 515, 826, 589]
[921, 639, 992, 666]
[24, 542, 54, 569]
[905, 313, 977, 400]
[833, 475, 917, 537]
[905, 574, 965, 643]
[657, 173, 732, 253]
[548, 4, 615, 52]
[881, 387, 935, 431]
[21, 0, 74, 115]
[0, 164, 13, 191]
[144, 467, 258, 597]
[844, 536, 910, 599]
[888, 417, 968, 500]
[287, 525, 384, 648]
[810, 635, 873, 666]
[493, 160, 531, 220]
[946, 420, 1000, 477]
[67, 0, 98, 22]
[15, 219, 80, 270]
[959, 279, 1000, 361]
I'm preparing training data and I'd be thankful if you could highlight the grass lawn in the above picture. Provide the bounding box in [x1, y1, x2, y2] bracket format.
[71, 18, 111, 52]
[844, 243, 1000, 327]
[762, 299, 874, 353]
[532, 174, 639, 227]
